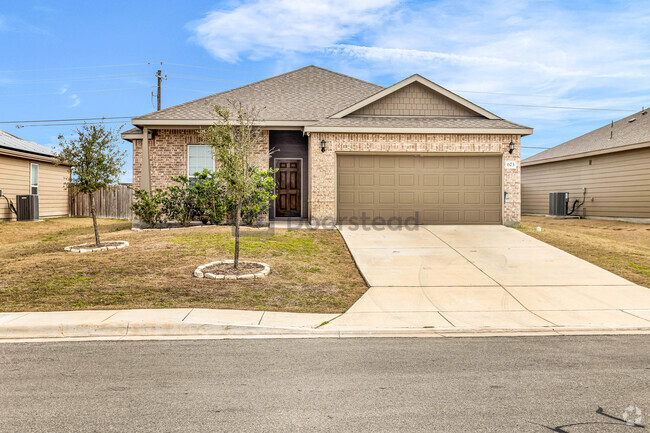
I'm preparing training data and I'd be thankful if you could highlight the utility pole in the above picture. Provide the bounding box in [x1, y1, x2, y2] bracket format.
[156, 69, 163, 111]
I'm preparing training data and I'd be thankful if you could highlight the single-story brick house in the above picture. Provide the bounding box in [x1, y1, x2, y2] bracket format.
[0, 130, 70, 221]
[123, 66, 532, 226]
[522, 108, 650, 221]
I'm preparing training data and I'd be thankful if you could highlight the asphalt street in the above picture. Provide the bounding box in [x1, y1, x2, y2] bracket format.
[0, 336, 648, 432]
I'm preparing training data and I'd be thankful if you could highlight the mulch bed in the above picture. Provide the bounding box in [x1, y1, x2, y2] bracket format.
[202, 262, 265, 276]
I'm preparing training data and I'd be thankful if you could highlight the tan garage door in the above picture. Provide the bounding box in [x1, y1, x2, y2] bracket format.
[337, 155, 502, 224]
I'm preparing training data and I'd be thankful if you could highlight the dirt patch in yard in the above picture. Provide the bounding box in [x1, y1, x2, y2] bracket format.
[517, 216, 650, 288]
[0, 218, 368, 313]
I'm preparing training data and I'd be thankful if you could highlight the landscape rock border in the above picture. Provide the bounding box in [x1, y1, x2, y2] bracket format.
[194, 260, 271, 280]
[64, 241, 129, 253]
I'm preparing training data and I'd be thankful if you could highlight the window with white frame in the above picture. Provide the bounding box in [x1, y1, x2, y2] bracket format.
[30, 163, 39, 195]
[187, 145, 214, 178]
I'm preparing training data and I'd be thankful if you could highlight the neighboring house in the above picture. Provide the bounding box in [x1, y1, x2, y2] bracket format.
[522, 108, 650, 220]
[0, 130, 70, 221]
[122, 66, 532, 226]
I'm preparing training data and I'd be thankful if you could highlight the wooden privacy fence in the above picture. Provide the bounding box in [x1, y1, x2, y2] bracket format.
[68, 184, 132, 220]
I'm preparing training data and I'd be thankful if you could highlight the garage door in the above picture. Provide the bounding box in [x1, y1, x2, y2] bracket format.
[337, 155, 502, 224]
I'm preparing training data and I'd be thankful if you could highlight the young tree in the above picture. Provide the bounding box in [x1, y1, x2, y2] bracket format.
[57, 123, 126, 247]
[201, 101, 273, 268]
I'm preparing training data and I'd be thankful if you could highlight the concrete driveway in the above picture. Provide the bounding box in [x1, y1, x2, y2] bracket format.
[326, 225, 650, 329]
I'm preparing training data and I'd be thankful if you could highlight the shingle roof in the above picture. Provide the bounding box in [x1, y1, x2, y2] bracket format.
[0, 130, 56, 157]
[523, 108, 650, 165]
[307, 116, 529, 129]
[134, 66, 383, 122]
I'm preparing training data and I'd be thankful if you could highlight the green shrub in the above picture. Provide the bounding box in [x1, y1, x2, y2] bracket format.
[240, 167, 277, 225]
[161, 175, 199, 227]
[130, 188, 165, 227]
[192, 169, 228, 225]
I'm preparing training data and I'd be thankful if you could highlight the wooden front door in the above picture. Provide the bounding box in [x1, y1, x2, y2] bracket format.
[275, 159, 301, 217]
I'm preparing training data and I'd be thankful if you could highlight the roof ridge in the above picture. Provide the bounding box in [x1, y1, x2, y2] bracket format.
[134, 65, 381, 122]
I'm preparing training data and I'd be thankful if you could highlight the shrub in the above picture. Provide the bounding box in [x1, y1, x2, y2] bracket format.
[240, 167, 277, 225]
[192, 169, 228, 225]
[161, 175, 199, 227]
[130, 188, 165, 227]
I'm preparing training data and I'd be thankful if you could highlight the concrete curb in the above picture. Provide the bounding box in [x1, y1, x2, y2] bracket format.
[0, 321, 649, 342]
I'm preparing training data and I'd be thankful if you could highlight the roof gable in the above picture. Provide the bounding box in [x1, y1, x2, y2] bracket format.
[331, 75, 499, 120]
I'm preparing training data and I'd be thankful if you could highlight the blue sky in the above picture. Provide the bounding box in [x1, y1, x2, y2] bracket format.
[1, 0, 649, 182]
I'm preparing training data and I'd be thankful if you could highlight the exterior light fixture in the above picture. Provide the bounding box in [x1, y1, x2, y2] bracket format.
[509, 140, 515, 154]
[321, 139, 326, 152]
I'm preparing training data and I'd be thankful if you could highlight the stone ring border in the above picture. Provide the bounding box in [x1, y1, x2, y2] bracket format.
[194, 260, 271, 280]
[64, 241, 129, 253]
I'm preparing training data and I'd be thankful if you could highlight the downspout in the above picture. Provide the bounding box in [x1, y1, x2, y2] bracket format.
[141, 127, 151, 191]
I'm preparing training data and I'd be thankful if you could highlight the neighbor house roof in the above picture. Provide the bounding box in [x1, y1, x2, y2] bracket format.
[128, 65, 532, 136]
[523, 108, 650, 166]
[0, 130, 56, 158]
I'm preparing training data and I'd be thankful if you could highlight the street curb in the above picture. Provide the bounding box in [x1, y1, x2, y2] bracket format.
[0, 321, 649, 342]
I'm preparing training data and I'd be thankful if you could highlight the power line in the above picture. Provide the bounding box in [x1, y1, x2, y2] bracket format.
[9, 73, 151, 83]
[0, 63, 151, 73]
[161, 62, 266, 75]
[163, 86, 213, 93]
[0, 86, 153, 97]
[454, 89, 556, 98]
[166, 73, 246, 83]
[477, 102, 635, 112]
[16, 121, 127, 128]
[521, 146, 551, 149]
[0, 116, 133, 124]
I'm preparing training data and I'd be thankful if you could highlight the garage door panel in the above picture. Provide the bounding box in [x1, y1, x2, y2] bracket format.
[379, 174, 395, 186]
[422, 192, 439, 205]
[443, 192, 460, 204]
[423, 174, 440, 186]
[358, 191, 374, 204]
[358, 174, 374, 186]
[463, 174, 481, 187]
[399, 192, 416, 204]
[464, 192, 481, 205]
[337, 155, 502, 224]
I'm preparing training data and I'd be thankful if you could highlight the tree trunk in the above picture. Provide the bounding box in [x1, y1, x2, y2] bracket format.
[234, 202, 242, 269]
[89, 192, 101, 247]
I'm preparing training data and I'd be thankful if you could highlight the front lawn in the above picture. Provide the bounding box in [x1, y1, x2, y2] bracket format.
[0, 218, 367, 313]
[517, 216, 650, 288]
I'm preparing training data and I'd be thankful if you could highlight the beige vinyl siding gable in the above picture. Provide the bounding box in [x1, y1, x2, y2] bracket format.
[521, 147, 650, 218]
[0, 154, 70, 220]
[351, 82, 481, 117]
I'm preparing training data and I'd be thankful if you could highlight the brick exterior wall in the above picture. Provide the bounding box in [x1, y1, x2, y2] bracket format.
[132, 129, 269, 190]
[308, 133, 521, 226]
[132, 128, 270, 226]
[352, 82, 480, 117]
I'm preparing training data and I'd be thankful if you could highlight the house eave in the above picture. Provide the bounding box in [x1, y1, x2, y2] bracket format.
[303, 126, 533, 135]
[132, 119, 313, 128]
[0, 146, 70, 165]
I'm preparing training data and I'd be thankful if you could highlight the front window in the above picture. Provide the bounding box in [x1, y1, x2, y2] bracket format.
[30, 163, 38, 195]
[187, 145, 214, 178]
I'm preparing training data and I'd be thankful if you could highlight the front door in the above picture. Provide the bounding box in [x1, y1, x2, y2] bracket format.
[275, 159, 301, 217]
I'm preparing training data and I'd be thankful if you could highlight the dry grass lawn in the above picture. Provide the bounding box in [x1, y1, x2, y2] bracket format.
[517, 216, 650, 288]
[0, 218, 368, 313]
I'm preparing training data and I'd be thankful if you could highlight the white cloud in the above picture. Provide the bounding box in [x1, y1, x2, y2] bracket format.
[189, 0, 398, 62]
[189, 0, 650, 150]
[67, 94, 80, 108]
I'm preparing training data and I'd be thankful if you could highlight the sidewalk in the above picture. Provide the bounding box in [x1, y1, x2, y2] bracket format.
[1, 307, 649, 342]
